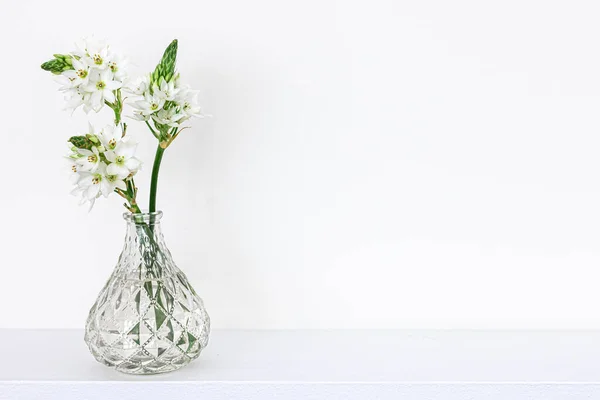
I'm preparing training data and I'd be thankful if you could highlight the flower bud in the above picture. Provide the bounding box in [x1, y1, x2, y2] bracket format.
[68, 136, 95, 150]
[86, 134, 100, 144]
[41, 55, 74, 75]
[151, 39, 178, 84]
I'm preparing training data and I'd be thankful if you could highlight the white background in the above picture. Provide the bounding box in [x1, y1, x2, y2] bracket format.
[1, 0, 599, 329]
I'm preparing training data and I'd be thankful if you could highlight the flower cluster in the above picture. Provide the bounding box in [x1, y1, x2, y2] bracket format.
[43, 38, 204, 212]
[67, 124, 141, 209]
[46, 38, 128, 113]
[127, 74, 202, 127]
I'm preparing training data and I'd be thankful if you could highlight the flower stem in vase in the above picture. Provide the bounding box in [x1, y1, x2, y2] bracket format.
[149, 144, 165, 217]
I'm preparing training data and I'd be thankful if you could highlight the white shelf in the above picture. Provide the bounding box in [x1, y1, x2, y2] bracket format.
[1, 329, 600, 399]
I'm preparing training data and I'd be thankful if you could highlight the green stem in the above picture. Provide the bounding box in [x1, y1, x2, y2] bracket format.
[149, 145, 165, 213]
[145, 121, 160, 139]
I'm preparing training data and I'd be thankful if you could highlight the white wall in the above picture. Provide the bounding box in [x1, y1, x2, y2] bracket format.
[1, 0, 600, 329]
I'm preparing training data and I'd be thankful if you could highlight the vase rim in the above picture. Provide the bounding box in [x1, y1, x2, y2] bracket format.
[123, 210, 163, 224]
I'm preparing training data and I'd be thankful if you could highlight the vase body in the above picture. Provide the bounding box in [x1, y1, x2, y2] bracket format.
[84, 211, 210, 374]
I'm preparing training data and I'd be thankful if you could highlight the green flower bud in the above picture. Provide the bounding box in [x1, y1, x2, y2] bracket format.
[41, 59, 64, 74]
[41, 55, 74, 75]
[68, 136, 95, 150]
[86, 134, 100, 144]
[151, 39, 178, 84]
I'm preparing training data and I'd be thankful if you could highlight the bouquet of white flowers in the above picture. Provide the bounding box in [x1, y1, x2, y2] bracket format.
[42, 38, 210, 375]
[42, 37, 203, 212]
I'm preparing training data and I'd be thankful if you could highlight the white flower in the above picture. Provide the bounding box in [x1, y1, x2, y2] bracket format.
[54, 74, 76, 91]
[83, 69, 122, 111]
[75, 146, 101, 172]
[152, 107, 185, 127]
[130, 109, 150, 121]
[78, 38, 110, 70]
[154, 77, 178, 101]
[134, 91, 165, 116]
[177, 87, 203, 120]
[79, 168, 104, 198]
[62, 88, 95, 113]
[71, 185, 96, 211]
[101, 172, 127, 196]
[66, 157, 82, 185]
[97, 124, 122, 151]
[65, 142, 84, 183]
[107, 52, 128, 82]
[64, 89, 84, 109]
[126, 75, 150, 96]
[52, 38, 129, 114]
[62, 58, 90, 87]
[105, 141, 141, 178]
[74, 162, 108, 210]
[175, 86, 203, 124]
[74, 37, 99, 57]
[67, 124, 140, 210]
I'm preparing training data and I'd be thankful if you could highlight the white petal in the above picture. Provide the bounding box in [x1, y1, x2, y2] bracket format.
[107, 163, 129, 178]
[101, 180, 111, 197]
[118, 142, 136, 158]
[104, 90, 115, 103]
[115, 180, 127, 191]
[104, 151, 116, 163]
[85, 184, 100, 199]
[87, 197, 96, 212]
[91, 92, 102, 108]
[125, 158, 141, 171]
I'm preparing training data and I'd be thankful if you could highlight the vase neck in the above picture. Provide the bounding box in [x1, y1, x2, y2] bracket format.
[124, 211, 164, 240]
[123, 211, 163, 225]
[120, 211, 171, 277]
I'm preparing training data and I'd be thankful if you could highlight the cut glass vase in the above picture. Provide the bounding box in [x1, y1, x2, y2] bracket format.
[84, 211, 210, 374]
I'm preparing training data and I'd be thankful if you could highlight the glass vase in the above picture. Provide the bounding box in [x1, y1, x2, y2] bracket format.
[84, 211, 210, 374]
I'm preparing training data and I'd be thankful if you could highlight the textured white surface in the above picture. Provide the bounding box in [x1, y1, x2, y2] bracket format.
[3, 0, 600, 330]
[1, 330, 600, 399]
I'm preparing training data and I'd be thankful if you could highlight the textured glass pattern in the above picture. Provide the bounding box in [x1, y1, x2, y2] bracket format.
[84, 212, 210, 374]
